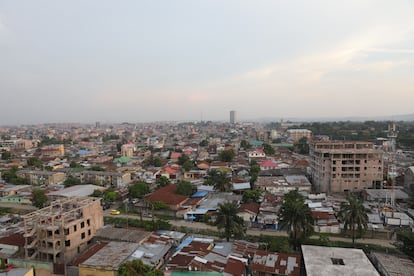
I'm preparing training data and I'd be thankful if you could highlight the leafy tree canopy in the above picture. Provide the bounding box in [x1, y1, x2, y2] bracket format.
[178, 154, 190, 165]
[129, 182, 150, 198]
[32, 189, 48, 208]
[63, 175, 81, 187]
[338, 195, 368, 246]
[156, 176, 170, 188]
[263, 143, 275, 155]
[215, 202, 245, 241]
[279, 190, 314, 250]
[218, 149, 235, 162]
[199, 139, 209, 147]
[103, 190, 119, 202]
[176, 180, 193, 196]
[118, 259, 163, 276]
[242, 189, 262, 203]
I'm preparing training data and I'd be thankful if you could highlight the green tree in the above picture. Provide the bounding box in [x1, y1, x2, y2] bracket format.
[1, 166, 28, 184]
[182, 159, 194, 171]
[178, 154, 190, 165]
[279, 190, 314, 250]
[26, 157, 43, 168]
[88, 166, 105, 171]
[215, 202, 245, 242]
[176, 180, 193, 196]
[69, 161, 81, 168]
[1, 150, 11, 160]
[152, 201, 169, 210]
[143, 155, 162, 167]
[118, 259, 163, 276]
[91, 189, 103, 197]
[240, 140, 251, 150]
[396, 231, 414, 258]
[242, 189, 262, 203]
[205, 169, 232, 192]
[199, 139, 209, 147]
[263, 143, 275, 155]
[218, 149, 235, 162]
[338, 195, 368, 246]
[103, 190, 119, 202]
[32, 189, 48, 208]
[63, 175, 81, 187]
[250, 160, 261, 185]
[129, 182, 150, 198]
[156, 176, 170, 188]
[294, 137, 309, 154]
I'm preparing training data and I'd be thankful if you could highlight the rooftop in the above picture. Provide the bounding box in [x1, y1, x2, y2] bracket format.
[81, 241, 140, 270]
[48, 184, 106, 198]
[302, 245, 380, 276]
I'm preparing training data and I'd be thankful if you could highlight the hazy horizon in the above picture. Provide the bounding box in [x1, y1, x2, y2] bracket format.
[1, 1, 414, 125]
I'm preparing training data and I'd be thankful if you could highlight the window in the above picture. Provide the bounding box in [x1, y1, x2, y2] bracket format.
[331, 258, 345, 265]
[81, 222, 85, 228]
[81, 232, 86, 239]
[74, 225, 77, 232]
[88, 229, 91, 236]
[65, 240, 71, 247]
[87, 219, 90, 226]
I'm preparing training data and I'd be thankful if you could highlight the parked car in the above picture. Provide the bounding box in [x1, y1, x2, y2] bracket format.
[110, 209, 120, 215]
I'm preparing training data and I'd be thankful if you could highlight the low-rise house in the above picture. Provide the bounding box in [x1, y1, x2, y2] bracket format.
[145, 184, 188, 211]
[0, 184, 31, 197]
[251, 250, 301, 276]
[248, 149, 266, 160]
[256, 173, 311, 195]
[239, 202, 260, 226]
[78, 241, 140, 276]
[259, 160, 278, 171]
[370, 252, 414, 276]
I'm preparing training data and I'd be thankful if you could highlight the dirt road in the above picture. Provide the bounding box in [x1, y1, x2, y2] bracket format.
[105, 212, 396, 248]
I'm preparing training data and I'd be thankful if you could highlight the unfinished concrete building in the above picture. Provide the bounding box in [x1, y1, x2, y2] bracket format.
[310, 141, 383, 193]
[23, 197, 103, 264]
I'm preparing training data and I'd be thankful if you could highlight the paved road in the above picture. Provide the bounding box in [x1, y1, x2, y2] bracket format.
[105, 212, 397, 249]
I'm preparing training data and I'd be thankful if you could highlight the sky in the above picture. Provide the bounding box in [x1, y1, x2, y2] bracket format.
[1, 0, 414, 125]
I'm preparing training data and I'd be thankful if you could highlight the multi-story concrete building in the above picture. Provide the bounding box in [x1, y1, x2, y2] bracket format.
[310, 141, 383, 193]
[230, 110, 236, 125]
[17, 170, 66, 186]
[22, 197, 103, 263]
[287, 129, 312, 142]
[41, 144, 65, 158]
[80, 171, 131, 188]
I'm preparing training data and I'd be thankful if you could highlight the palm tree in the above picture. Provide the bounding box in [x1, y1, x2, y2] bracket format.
[215, 202, 245, 241]
[279, 190, 314, 251]
[338, 195, 368, 246]
[206, 169, 233, 192]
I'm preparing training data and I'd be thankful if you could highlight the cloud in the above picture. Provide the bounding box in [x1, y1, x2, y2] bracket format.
[238, 26, 414, 85]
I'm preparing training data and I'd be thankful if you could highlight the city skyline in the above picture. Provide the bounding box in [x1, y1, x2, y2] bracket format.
[1, 1, 414, 125]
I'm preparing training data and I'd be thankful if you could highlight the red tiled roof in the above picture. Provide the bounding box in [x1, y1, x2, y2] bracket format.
[260, 160, 277, 167]
[224, 258, 246, 276]
[251, 250, 301, 276]
[145, 185, 188, 208]
[311, 211, 331, 220]
[69, 242, 108, 266]
[0, 233, 25, 247]
[170, 152, 182, 159]
[240, 202, 260, 214]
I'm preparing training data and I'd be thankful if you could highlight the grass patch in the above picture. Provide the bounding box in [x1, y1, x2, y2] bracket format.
[104, 216, 171, 231]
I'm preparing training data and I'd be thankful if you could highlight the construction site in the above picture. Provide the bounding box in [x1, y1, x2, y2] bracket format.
[22, 197, 103, 264]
